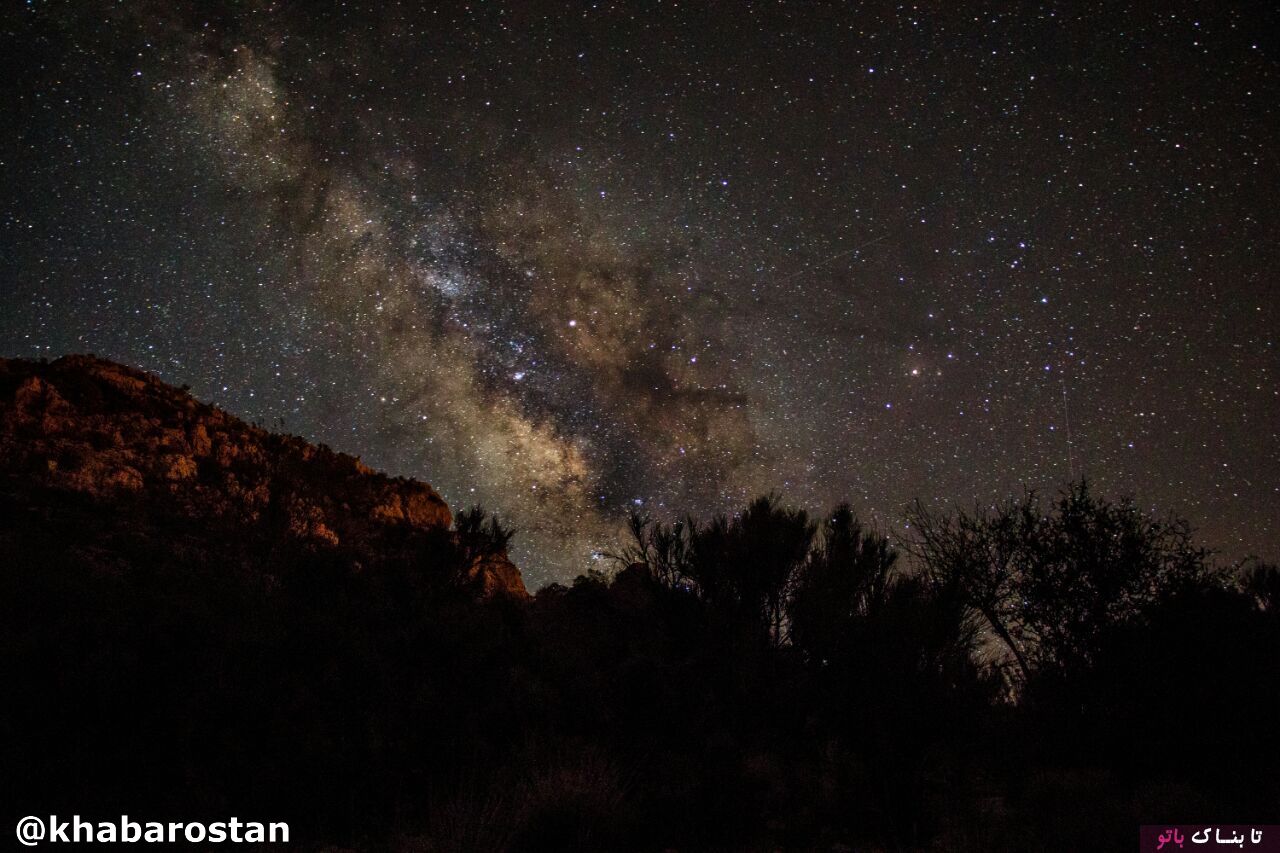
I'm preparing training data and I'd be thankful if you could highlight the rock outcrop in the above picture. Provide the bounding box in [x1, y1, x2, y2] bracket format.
[0, 354, 528, 599]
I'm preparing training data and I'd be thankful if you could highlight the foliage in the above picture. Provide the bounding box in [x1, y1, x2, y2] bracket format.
[908, 480, 1218, 689]
[455, 503, 517, 559]
[1, 479, 1274, 852]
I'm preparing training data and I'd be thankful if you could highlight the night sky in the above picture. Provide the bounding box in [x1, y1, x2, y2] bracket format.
[2, 2, 1276, 586]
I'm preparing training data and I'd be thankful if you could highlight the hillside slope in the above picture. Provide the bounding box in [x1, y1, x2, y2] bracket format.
[0, 354, 526, 598]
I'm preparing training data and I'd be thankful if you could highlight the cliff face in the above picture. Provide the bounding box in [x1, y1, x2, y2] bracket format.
[0, 354, 527, 598]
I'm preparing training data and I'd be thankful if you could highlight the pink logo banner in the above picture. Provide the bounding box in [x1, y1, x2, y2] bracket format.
[1141, 826, 1280, 851]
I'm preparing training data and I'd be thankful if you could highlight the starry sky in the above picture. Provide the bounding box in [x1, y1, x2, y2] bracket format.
[2, 1, 1276, 586]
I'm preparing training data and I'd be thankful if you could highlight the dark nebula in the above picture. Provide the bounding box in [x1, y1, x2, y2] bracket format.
[2, 1, 1276, 585]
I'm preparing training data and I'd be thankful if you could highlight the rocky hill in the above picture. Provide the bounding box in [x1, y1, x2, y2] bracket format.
[0, 354, 526, 598]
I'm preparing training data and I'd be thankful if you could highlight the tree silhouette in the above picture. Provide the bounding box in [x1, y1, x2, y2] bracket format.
[1242, 559, 1280, 612]
[455, 504, 516, 558]
[908, 480, 1218, 690]
[621, 494, 814, 643]
[788, 503, 895, 663]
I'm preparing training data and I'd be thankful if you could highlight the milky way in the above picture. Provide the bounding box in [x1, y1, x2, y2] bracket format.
[2, 2, 1276, 585]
